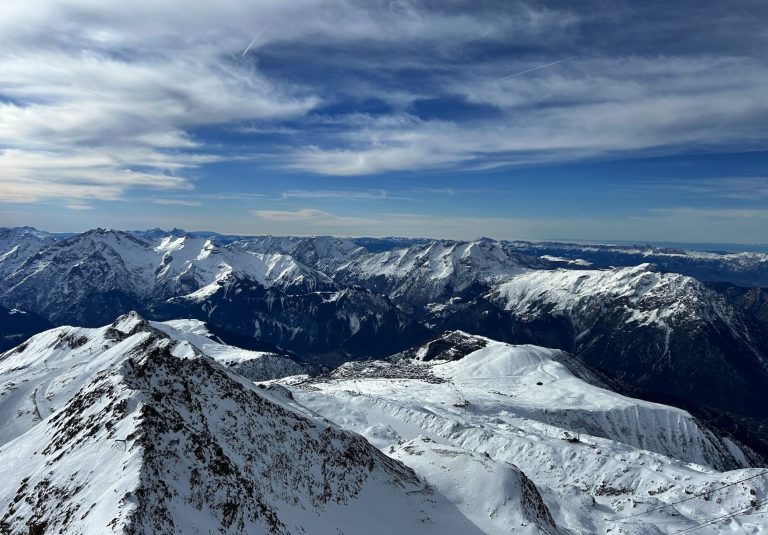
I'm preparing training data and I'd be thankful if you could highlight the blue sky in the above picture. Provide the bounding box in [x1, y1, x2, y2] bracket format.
[0, 0, 766, 243]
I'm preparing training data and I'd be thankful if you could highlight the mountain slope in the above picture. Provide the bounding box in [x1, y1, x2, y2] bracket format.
[1, 229, 156, 324]
[389, 437, 558, 535]
[152, 277, 428, 362]
[505, 240, 768, 287]
[150, 319, 306, 381]
[0, 230, 341, 326]
[333, 239, 543, 309]
[0, 314, 526, 534]
[0, 230, 426, 360]
[427, 264, 768, 441]
[491, 265, 768, 415]
[0, 227, 57, 279]
[281, 333, 768, 534]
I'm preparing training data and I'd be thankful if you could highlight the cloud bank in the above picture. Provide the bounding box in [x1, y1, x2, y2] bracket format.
[0, 0, 766, 207]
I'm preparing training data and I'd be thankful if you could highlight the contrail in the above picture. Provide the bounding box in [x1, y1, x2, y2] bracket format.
[241, 24, 268, 56]
[496, 56, 576, 81]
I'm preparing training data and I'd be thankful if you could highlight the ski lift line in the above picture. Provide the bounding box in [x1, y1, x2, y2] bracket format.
[615, 497, 768, 529]
[670, 498, 768, 534]
[614, 470, 768, 522]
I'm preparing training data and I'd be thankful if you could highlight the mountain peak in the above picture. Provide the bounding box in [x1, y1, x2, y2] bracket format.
[110, 311, 151, 336]
[0, 315, 491, 535]
[399, 330, 489, 362]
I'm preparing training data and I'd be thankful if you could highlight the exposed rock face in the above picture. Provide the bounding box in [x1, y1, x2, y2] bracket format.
[393, 330, 489, 362]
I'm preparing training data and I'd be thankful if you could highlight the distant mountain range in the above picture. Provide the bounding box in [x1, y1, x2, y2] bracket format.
[1, 226, 767, 456]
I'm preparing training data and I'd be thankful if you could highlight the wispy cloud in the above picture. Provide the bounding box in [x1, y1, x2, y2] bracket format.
[201, 192, 267, 201]
[65, 203, 93, 211]
[0, 149, 193, 202]
[626, 176, 768, 201]
[286, 53, 768, 175]
[280, 189, 411, 201]
[0, 1, 321, 203]
[253, 208, 377, 226]
[414, 188, 456, 197]
[647, 207, 768, 220]
[151, 198, 203, 207]
[0, 0, 766, 204]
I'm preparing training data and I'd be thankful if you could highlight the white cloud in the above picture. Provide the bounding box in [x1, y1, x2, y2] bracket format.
[0, 0, 588, 197]
[0, 1, 323, 203]
[286, 54, 768, 175]
[0, 149, 193, 202]
[280, 189, 410, 201]
[253, 208, 377, 226]
[255, 208, 330, 222]
[647, 207, 768, 220]
[0, 0, 766, 196]
[151, 198, 203, 207]
[627, 176, 768, 201]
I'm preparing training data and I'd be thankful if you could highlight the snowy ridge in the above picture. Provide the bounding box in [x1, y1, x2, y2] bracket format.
[431, 338, 758, 470]
[0, 228, 56, 279]
[153, 236, 336, 299]
[506, 239, 768, 287]
[0, 314, 556, 534]
[284, 335, 768, 533]
[0, 230, 338, 324]
[493, 264, 709, 325]
[151, 319, 306, 381]
[313, 335, 758, 471]
[482, 264, 768, 417]
[0, 316, 305, 447]
[334, 239, 543, 307]
[388, 437, 559, 535]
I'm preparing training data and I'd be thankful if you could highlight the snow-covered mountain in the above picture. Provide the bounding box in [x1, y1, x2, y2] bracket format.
[0, 314, 563, 534]
[150, 319, 307, 381]
[280, 332, 768, 533]
[0, 229, 429, 362]
[2, 227, 768, 453]
[505, 240, 768, 287]
[0, 230, 341, 325]
[425, 264, 768, 436]
[1, 308, 766, 533]
[1, 229, 158, 323]
[0, 227, 57, 279]
[333, 239, 544, 309]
